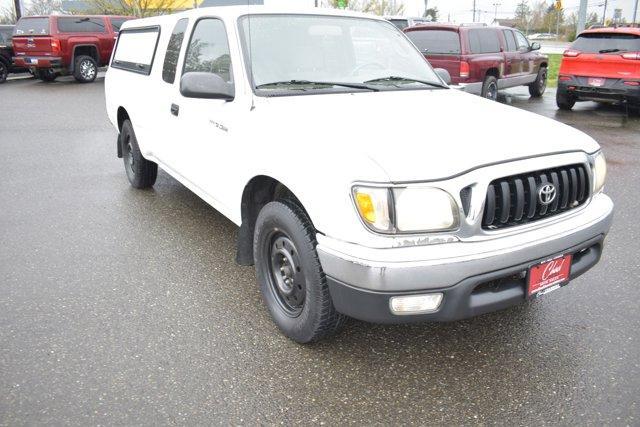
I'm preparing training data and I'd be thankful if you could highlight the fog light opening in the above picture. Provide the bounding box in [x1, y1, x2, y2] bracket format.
[389, 294, 443, 315]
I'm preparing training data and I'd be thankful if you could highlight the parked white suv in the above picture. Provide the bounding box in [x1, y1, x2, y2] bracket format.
[105, 6, 613, 343]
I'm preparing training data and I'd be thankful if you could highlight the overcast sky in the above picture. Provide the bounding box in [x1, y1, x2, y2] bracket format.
[2, 0, 638, 24]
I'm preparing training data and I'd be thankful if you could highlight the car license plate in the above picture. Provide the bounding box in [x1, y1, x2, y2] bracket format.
[588, 77, 605, 87]
[527, 254, 572, 298]
[29, 58, 38, 65]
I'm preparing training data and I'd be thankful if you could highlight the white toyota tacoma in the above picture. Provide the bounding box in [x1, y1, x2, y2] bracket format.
[105, 7, 613, 343]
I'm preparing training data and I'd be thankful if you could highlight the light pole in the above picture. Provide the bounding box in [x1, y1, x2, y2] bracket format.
[13, 0, 21, 20]
[602, 0, 608, 25]
[633, 0, 638, 25]
[472, 0, 477, 22]
[493, 2, 501, 22]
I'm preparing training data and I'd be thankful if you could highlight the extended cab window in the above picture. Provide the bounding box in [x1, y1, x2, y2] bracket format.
[503, 30, 517, 52]
[0, 28, 11, 44]
[112, 27, 161, 75]
[468, 29, 501, 54]
[57, 17, 106, 33]
[571, 32, 640, 53]
[406, 30, 461, 54]
[162, 18, 188, 84]
[183, 19, 232, 83]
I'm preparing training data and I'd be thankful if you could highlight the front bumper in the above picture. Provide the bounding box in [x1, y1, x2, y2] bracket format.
[13, 56, 63, 70]
[318, 194, 613, 323]
[558, 77, 640, 105]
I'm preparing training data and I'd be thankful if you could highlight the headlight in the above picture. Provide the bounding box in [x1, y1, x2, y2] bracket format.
[352, 185, 459, 233]
[592, 151, 607, 194]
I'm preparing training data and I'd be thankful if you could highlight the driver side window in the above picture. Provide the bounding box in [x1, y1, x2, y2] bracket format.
[514, 31, 530, 51]
[183, 18, 233, 84]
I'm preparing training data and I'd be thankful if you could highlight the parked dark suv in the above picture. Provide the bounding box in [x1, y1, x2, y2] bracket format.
[405, 24, 548, 100]
[0, 24, 26, 84]
[12, 15, 133, 83]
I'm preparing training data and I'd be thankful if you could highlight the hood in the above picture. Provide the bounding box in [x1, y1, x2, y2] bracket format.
[255, 88, 600, 182]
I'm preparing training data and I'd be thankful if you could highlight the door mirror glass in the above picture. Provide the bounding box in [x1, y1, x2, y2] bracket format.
[530, 42, 541, 51]
[180, 72, 235, 100]
[434, 68, 451, 85]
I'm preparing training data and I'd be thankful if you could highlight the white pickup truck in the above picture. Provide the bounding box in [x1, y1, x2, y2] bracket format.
[105, 6, 613, 343]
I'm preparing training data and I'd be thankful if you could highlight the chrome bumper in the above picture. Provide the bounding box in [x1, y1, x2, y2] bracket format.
[317, 193, 613, 293]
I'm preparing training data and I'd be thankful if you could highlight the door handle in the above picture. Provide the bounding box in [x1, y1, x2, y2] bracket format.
[170, 103, 179, 116]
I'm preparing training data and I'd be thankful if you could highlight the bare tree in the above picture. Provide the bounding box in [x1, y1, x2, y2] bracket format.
[26, 0, 63, 16]
[0, 5, 17, 24]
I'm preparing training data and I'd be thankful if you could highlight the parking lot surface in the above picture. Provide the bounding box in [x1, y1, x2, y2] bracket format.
[1, 76, 639, 425]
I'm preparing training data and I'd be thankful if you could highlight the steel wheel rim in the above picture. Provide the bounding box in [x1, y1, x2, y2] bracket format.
[80, 60, 96, 80]
[539, 70, 547, 92]
[124, 134, 135, 174]
[486, 82, 497, 100]
[266, 231, 306, 317]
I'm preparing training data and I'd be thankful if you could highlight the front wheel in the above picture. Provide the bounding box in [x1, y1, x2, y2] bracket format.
[481, 75, 499, 101]
[254, 200, 346, 343]
[120, 119, 157, 189]
[528, 66, 547, 97]
[556, 90, 576, 111]
[73, 55, 98, 83]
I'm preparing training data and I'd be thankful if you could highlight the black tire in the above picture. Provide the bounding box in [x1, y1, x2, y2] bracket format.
[254, 200, 346, 343]
[120, 119, 157, 189]
[0, 61, 8, 84]
[73, 55, 98, 83]
[528, 66, 547, 97]
[556, 90, 576, 111]
[481, 75, 498, 101]
[37, 68, 57, 82]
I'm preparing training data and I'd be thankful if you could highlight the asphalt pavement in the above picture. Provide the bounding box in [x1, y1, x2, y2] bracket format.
[1, 76, 638, 425]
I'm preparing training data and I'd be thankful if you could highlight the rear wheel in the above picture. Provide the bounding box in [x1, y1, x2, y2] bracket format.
[528, 66, 547, 97]
[556, 90, 576, 110]
[481, 75, 498, 101]
[120, 119, 157, 189]
[254, 200, 346, 343]
[73, 55, 98, 83]
[37, 68, 57, 82]
[0, 61, 8, 84]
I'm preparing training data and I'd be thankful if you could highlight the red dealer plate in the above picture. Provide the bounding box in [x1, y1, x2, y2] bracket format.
[588, 77, 606, 87]
[527, 254, 572, 297]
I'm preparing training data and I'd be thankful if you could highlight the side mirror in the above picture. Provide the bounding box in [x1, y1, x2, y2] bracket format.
[434, 68, 452, 85]
[180, 72, 235, 100]
[530, 42, 541, 51]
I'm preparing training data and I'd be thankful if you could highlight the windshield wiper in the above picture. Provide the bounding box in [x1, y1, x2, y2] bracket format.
[255, 80, 378, 91]
[599, 48, 627, 53]
[363, 76, 447, 89]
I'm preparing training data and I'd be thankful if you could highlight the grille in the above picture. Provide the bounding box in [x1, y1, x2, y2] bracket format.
[482, 164, 590, 230]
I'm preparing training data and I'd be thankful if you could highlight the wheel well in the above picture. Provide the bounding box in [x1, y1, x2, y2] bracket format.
[236, 176, 307, 266]
[540, 62, 548, 69]
[486, 67, 500, 78]
[73, 45, 99, 64]
[116, 107, 130, 158]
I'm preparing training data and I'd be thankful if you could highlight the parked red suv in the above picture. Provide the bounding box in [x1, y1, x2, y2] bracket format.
[404, 24, 548, 100]
[12, 15, 133, 83]
[556, 26, 640, 111]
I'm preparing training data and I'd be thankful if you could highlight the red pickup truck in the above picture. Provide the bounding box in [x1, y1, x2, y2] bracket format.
[404, 24, 548, 100]
[12, 15, 133, 83]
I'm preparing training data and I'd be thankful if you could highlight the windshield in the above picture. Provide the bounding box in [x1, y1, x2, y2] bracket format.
[14, 18, 50, 36]
[239, 15, 442, 94]
[406, 30, 461, 54]
[571, 33, 640, 53]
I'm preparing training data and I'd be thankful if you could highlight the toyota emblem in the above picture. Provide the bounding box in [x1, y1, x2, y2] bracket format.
[538, 184, 557, 205]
